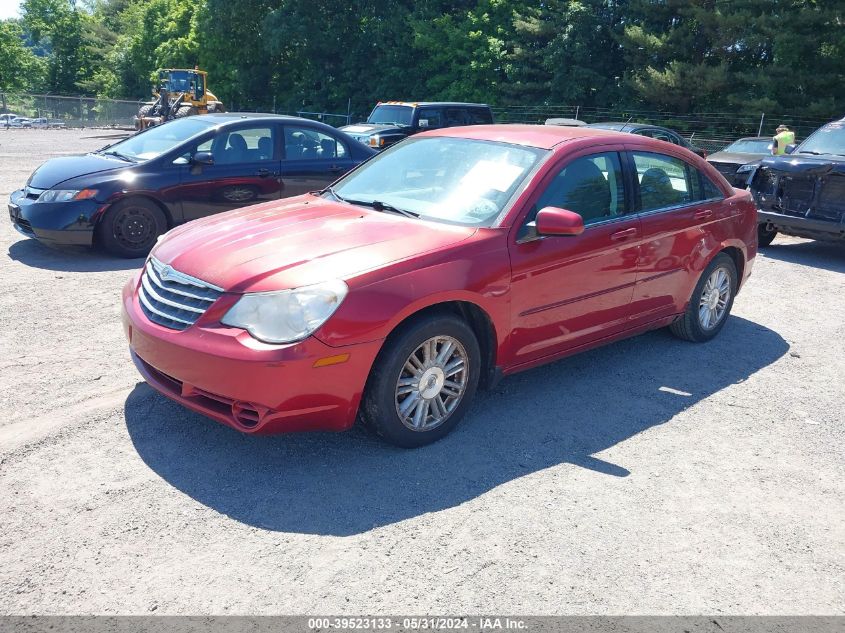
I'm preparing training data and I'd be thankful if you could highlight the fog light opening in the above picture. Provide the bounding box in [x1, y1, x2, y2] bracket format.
[232, 401, 261, 429]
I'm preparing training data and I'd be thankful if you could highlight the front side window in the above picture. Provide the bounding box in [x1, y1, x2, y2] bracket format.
[210, 126, 275, 164]
[533, 152, 626, 225]
[284, 126, 347, 160]
[632, 152, 695, 211]
[331, 136, 544, 226]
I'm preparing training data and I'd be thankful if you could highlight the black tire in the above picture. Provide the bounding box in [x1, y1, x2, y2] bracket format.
[669, 252, 738, 343]
[174, 106, 198, 118]
[137, 104, 154, 118]
[207, 101, 226, 114]
[758, 224, 777, 247]
[96, 197, 166, 258]
[361, 313, 481, 448]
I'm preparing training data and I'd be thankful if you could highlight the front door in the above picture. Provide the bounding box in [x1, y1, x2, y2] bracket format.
[178, 123, 282, 221]
[508, 150, 642, 367]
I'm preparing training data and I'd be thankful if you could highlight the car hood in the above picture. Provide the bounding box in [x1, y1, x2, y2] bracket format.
[153, 195, 477, 294]
[759, 153, 845, 175]
[338, 123, 405, 137]
[708, 151, 767, 164]
[28, 153, 129, 189]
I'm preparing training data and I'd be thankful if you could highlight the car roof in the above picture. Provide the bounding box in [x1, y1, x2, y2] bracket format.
[374, 101, 490, 108]
[587, 122, 673, 133]
[420, 124, 630, 150]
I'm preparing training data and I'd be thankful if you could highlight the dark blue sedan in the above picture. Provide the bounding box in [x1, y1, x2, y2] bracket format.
[8, 113, 377, 257]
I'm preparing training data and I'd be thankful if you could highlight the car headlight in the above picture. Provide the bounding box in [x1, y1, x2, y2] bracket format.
[38, 188, 98, 203]
[736, 164, 756, 173]
[221, 279, 349, 344]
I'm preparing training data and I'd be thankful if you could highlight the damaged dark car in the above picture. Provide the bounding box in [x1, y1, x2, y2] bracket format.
[749, 117, 845, 246]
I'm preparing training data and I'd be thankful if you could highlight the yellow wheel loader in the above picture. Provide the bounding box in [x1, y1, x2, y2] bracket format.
[135, 68, 225, 130]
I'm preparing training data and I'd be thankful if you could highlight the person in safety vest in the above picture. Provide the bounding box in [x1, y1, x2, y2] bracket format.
[772, 124, 795, 155]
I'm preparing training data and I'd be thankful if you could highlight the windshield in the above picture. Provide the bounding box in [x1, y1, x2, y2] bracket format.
[723, 139, 772, 153]
[796, 121, 845, 156]
[367, 105, 414, 127]
[331, 137, 545, 226]
[161, 70, 193, 93]
[103, 117, 215, 161]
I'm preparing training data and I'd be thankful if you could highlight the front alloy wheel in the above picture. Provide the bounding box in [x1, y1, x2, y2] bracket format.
[361, 313, 481, 448]
[395, 335, 469, 432]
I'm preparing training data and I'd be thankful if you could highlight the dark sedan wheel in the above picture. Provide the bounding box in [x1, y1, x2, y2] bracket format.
[670, 253, 737, 342]
[361, 313, 481, 448]
[758, 224, 778, 247]
[97, 198, 166, 258]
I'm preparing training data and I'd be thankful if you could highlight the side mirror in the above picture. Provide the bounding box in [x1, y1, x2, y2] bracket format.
[191, 151, 214, 165]
[535, 207, 585, 237]
[785, 144, 797, 155]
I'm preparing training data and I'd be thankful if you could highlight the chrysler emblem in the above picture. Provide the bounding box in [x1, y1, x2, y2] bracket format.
[160, 265, 174, 281]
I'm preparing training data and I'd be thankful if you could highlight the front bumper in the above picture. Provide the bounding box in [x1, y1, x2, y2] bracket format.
[122, 271, 383, 434]
[8, 188, 100, 246]
[758, 209, 845, 241]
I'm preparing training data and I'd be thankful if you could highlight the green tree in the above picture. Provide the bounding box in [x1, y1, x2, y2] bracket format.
[21, 0, 89, 94]
[0, 20, 48, 91]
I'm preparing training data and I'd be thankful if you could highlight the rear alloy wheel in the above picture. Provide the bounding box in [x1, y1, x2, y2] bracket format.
[97, 198, 166, 258]
[361, 314, 480, 447]
[669, 253, 737, 342]
[758, 224, 778, 247]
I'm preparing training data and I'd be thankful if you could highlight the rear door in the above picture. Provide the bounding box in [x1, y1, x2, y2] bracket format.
[279, 123, 357, 197]
[178, 122, 282, 221]
[627, 149, 729, 322]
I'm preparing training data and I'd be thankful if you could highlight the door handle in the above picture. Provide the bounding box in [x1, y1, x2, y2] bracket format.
[327, 165, 344, 174]
[257, 168, 275, 178]
[694, 209, 713, 220]
[610, 227, 638, 241]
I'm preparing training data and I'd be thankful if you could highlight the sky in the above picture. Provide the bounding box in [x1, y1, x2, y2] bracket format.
[0, 0, 23, 20]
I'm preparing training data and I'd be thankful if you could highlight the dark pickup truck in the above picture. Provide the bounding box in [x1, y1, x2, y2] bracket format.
[339, 101, 493, 149]
[748, 117, 845, 245]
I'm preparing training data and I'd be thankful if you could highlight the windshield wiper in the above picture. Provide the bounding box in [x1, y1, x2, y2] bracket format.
[343, 197, 419, 218]
[100, 150, 137, 162]
[321, 187, 419, 218]
[370, 199, 418, 218]
[796, 150, 822, 155]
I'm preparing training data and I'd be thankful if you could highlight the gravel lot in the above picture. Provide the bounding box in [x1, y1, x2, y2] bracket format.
[0, 128, 843, 615]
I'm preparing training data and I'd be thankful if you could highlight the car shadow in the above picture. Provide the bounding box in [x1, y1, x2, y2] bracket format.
[7, 238, 144, 272]
[125, 316, 788, 536]
[762, 239, 845, 274]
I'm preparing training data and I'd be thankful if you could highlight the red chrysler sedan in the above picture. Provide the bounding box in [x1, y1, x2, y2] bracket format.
[122, 125, 756, 447]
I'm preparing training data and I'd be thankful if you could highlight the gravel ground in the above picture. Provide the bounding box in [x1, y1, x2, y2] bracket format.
[0, 129, 843, 615]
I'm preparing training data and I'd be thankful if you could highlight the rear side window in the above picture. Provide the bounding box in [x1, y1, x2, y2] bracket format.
[701, 175, 724, 200]
[632, 152, 694, 211]
[468, 108, 493, 124]
[533, 152, 625, 225]
[284, 125, 347, 160]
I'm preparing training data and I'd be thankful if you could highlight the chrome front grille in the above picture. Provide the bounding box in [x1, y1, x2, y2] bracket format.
[138, 257, 223, 330]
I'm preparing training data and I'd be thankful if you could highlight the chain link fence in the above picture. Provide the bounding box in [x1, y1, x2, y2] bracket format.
[0, 93, 142, 128]
[1, 93, 833, 152]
